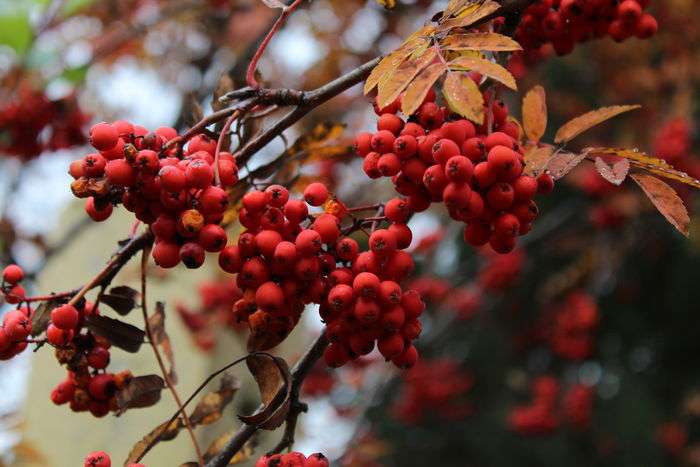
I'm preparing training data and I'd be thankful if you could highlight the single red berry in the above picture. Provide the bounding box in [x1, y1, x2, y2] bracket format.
[218, 245, 242, 273]
[198, 224, 228, 252]
[46, 324, 73, 346]
[537, 173, 555, 194]
[264, 184, 289, 207]
[152, 241, 181, 268]
[369, 229, 397, 257]
[2, 264, 23, 284]
[51, 304, 80, 330]
[392, 343, 418, 368]
[353, 271, 381, 298]
[85, 198, 113, 222]
[304, 182, 329, 206]
[180, 242, 206, 269]
[377, 113, 404, 135]
[370, 130, 396, 154]
[89, 123, 119, 151]
[378, 333, 405, 359]
[82, 153, 107, 178]
[87, 347, 111, 369]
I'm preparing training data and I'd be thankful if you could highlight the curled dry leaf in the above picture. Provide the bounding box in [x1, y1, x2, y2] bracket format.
[449, 55, 517, 90]
[239, 354, 291, 430]
[401, 62, 448, 116]
[202, 431, 255, 464]
[440, 32, 522, 51]
[116, 375, 165, 414]
[594, 157, 630, 186]
[585, 147, 700, 189]
[522, 85, 547, 143]
[442, 71, 484, 124]
[523, 145, 554, 177]
[85, 314, 145, 353]
[554, 105, 641, 144]
[149, 302, 177, 383]
[545, 151, 587, 179]
[631, 173, 690, 237]
[126, 418, 185, 465]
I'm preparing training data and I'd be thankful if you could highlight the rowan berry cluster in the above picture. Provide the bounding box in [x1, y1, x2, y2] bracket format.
[84, 451, 144, 467]
[0, 265, 30, 359]
[0, 90, 88, 160]
[514, 0, 658, 57]
[392, 358, 474, 424]
[69, 121, 239, 269]
[255, 451, 329, 467]
[355, 89, 553, 254]
[509, 376, 594, 435]
[545, 291, 599, 361]
[176, 278, 244, 351]
[218, 183, 423, 368]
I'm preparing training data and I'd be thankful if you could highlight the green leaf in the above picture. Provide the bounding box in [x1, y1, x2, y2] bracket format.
[61, 65, 88, 83]
[61, 0, 96, 17]
[0, 12, 33, 56]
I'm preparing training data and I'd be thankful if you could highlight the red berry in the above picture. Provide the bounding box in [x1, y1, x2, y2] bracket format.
[377, 113, 404, 135]
[370, 130, 396, 154]
[369, 229, 397, 257]
[353, 272, 380, 298]
[2, 265, 23, 284]
[392, 343, 418, 368]
[84, 451, 111, 467]
[46, 324, 73, 346]
[486, 182, 515, 210]
[85, 198, 113, 222]
[51, 304, 80, 330]
[378, 333, 405, 359]
[219, 245, 242, 273]
[303, 182, 329, 206]
[265, 184, 289, 207]
[105, 159, 135, 186]
[198, 224, 228, 252]
[186, 160, 214, 189]
[87, 347, 111, 369]
[432, 138, 460, 165]
[152, 241, 181, 268]
[537, 173, 555, 194]
[89, 123, 119, 151]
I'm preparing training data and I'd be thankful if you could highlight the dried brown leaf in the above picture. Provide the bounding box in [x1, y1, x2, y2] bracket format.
[442, 71, 484, 124]
[631, 173, 690, 236]
[522, 85, 547, 143]
[449, 55, 517, 90]
[364, 41, 421, 95]
[190, 373, 241, 426]
[238, 354, 291, 430]
[554, 105, 641, 144]
[126, 418, 183, 464]
[116, 375, 165, 414]
[149, 302, 176, 383]
[202, 431, 255, 464]
[523, 144, 554, 177]
[85, 315, 145, 353]
[594, 157, 630, 186]
[546, 151, 587, 179]
[401, 62, 447, 116]
[441, 32, 522, 52]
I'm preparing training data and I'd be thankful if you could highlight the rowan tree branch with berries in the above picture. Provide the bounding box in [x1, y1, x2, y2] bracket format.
[1, 0, 697, 466]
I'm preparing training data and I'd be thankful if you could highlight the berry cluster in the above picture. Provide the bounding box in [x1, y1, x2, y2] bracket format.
[255, 452, 329, 467]
[0, 265, 30, 360]
[69, 121, 239, 270]
[355, 90, 553, 254]
[509, 376, 594, 435]
[1, 263, 137, 416]
[176, 278, 244, 351]
[514, 0, 658, 57]
[0, 90, 88, 160]
[392, 358, 474, 424]
[84, 451, 144, 467]
[218, 183, 423, 367]
[544, 291, 599, 360]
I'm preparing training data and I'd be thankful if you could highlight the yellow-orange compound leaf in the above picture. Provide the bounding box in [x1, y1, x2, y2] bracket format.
[401, 62, 448, 116]
[631, 173, 690, 237]
[449, 55, 517, 90]
[442, 71, 484, 124]
[554, 105, 641, 144]
[594, 157, 630, 186]
[522, 85, 547, 143]
[377, 47, 437, 110]
[437, 1, 501, 32]
[585, 147, 700, 189]
[441, 32, 522, 52]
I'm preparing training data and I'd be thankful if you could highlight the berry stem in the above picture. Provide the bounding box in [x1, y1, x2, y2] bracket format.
[139, 246, 205, 467]
[246, 0, 306, 89]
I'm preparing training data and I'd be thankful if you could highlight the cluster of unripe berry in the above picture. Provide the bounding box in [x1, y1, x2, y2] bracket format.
[176, 277, 244, 351]
[0, 89, 87, 160]
[392, 358, 474, 424]
[509, 376, 594, 435]
[84, 451, 144, 467]
[217, 183, 423, 368]
[355, 90, 553, 254]
[514, 0, 658, 57]
[545, 291, 599, 361]
[69, 121, 239, 270]
[255, 451, 329, 467]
